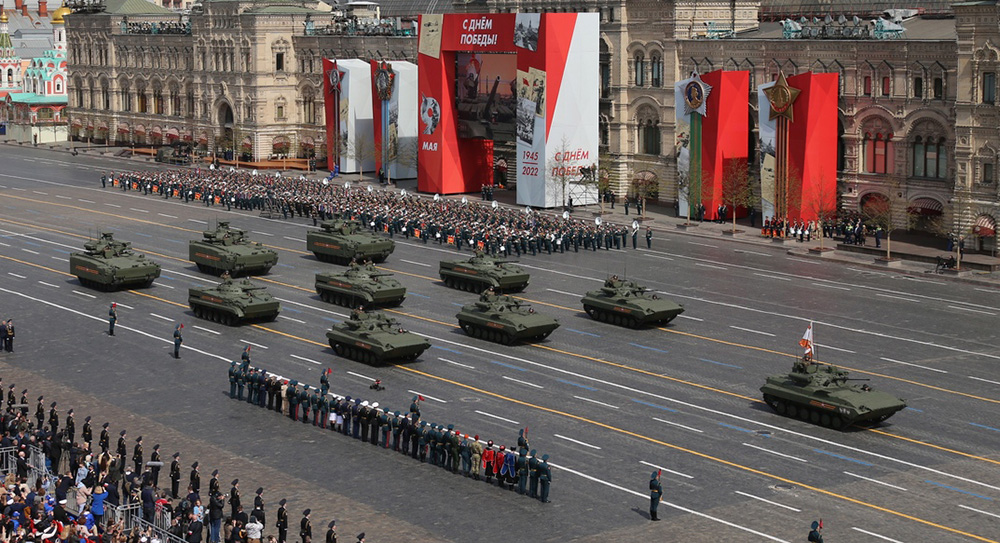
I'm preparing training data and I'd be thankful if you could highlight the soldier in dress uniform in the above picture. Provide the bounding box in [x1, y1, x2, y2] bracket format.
[275, 499, 288, 543]
[253, 488, 265, 526]
[527, 449, 540, 498]
[229, 362, 239, 399]
[469, 435, 483, 480]
[173, 324, 184, 358]
[116, 430, 128, 474]
[209, 469, 220, 496]
[133, 436, 144, 473]
[35, 395, 45, 430]
[150, 444, 162, 487]
[649, 471, 663, 521]
[108, 303, 118, 336]
[517, 428, 529, 453]
[99, 422, 110, 453]
[319, 369, 330, 396]
[190, 461, 201, 493]
[82, 416, 93, 446]
[241, 345, 252, 370]
[538, 454, 552, 503]
[65, 409, 76, 443]
[48, 401, 59, 434]
[515, 449, 529, 494]
[229, 479, 241, 519]
[170, 452, 182, 498]
[299, 509, 312, 543]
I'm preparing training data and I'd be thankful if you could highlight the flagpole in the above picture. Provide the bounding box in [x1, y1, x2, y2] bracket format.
[811, 321, 816, 362]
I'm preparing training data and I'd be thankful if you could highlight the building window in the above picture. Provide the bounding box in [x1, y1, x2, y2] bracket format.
[933, 77, 943, 99]
[912, 136, 946, 179]
[138, 93, 148, 113]
[913, 77, 922, 98]
[983, 162, 994, 185]
[634, 53, 645, 86]
[37, 108, 53, 120]
[984, 72, 996, 104]
[882, 77, 890, 96]
[641, 120, 660, 154]
[276, 52, 285, 72]
[651, 54, 662, 87]
[863, 132, 894, 174]
[863, 76, 872, 96]
[276, 105, 284, 119]
[75, 88, 83, 107]
[303, 95, 315, 124]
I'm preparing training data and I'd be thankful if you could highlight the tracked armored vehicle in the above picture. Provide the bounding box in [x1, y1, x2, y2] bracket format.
[457, 291, 559, 344]
[581, 277, 684, 328]
[189, 221, 278, 276]
[307, 219, 395, 264]
[761, 362, 907, 430]
[439, 251, 530, 293]
[326, 309, 430, 364]
[188, 277, 281, 326]
[315, 262, 406, 308]
[70, 232, 161, 290]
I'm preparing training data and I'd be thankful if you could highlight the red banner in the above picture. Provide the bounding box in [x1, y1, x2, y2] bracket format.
[700, 70, 750, 221]
[787, 72, 839, 221]
[322, 59, 341, 172]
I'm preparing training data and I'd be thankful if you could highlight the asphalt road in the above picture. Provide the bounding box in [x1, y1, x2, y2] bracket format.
[1, 144, 999, 543]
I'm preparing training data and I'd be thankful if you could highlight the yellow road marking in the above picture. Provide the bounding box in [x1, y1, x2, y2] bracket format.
[0, 254, 75, 277]
[128, 290, 187, 308]
[869, 429, 1000, 467]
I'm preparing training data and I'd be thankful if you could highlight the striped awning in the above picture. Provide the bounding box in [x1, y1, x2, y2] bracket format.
[974, 215, 996, 237]
[908, 197, 943, 215]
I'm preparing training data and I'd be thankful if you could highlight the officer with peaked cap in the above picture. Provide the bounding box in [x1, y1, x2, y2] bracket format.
[190, 461, 201, 493]
[299, 509, 312, 543]
[276, 499, 288, 543]
[48, 401, 59, 434]
[99, 422, 110, 453]
[229, 362, 239, 399]
[324, 521, 336, 543]
[133, 436, 144, 473]
[252, 487, 265, 525]
[65, 409, 75, 442]
[82, 416, 93, 445]
[209, 469, 220, 496]
[170, 452, 182, 498]
[649, 471, 662, 521]
[35, 396, 45, 430]
[150, 444, 162, 487]
[538, 454, 551, 503]
[229, 479, 241, 518]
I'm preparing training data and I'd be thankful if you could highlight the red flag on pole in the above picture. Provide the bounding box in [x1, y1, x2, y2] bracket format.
[418, 395, 425, 402]
[799, 323, 814, 359]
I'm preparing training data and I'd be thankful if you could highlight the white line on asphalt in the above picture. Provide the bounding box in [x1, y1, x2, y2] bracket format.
[876, 293, 920, 303]
[105, 203, 120, 208]
[958, 504, 1000, 520]
[786, 257, 821, 264]
[240, 339, 268, 349]
[72, 290, 97, 298]
[0, 242, 9, 246]
[11, 187, 25, 191]
[754, 273, 790, 281]
[549, 462, 788, 542]
[32, 190, 48, 195]
[695, 263, 727, 270]
[743, 443, 807, 463]
[346, 370, 374, 381]
[37, 281, 59, 288]
[192, 325, 220, 335]
[130, 208, 149, 213]
[78, 199, 95, 203]
[652, 417, 704, 433]
[730, 326, 775, 337]
[851, 527, 904, 543]
[969, 376, 1000, 386]
[739, 250, 772, 257]
[546, 288, 582, 297]
[51, 256, 68, 262]
[554, 434, 601, 450]
[518, 263, 604, 282]
[21, 248, 39, 254]
[157, 284, 175, 289]
[408, 390, 447, 403]
[474, 410, 519, 425]
[400, 259, 431, 267]
[115, 303, 134, 309]
[811, 282, 850, 290]
[279, 315, 307, 324]
[975, 288, 997, 293]
[734, 491, 801, 512]
[438, 357, 475, 369]
[252, 231, 274, 237]
[275, 297, 349, 318]
[283, 236, 306, 243]
[677, 315, 704, 321]
[162, 269, 210, 282]
[639, 460, 694, 479]
[502, 375, 543, 388]
[688, 241, 719, 248]
[7, 273, 26, 279]
[814, 343, 855, 354]
[149, 313, 173, 321]
[188, 219, 207, 224]
[643, 253, 674, 261]
[291, 354, 321, 365]
[573, 395, 619, 409]
[843, 472, 907, 491]
[55, 195, 72, 200]
[158, 213, 178, 219]
[880, 357, 948, 374]
[948, 305, 997, 316]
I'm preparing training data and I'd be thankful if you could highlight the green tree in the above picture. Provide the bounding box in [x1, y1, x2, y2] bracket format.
[719, 159, 758, 234]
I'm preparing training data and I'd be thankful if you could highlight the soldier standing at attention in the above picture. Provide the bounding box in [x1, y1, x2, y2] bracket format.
[190, 461, 201, 493]
[133, 436, 144, 473]
[319, 369, 330, 396]
[275, 499, 288, 543]
[236, 367, 246, 401]
[170, 452, 182, 498]
[229, 479, 241, 519]
[35, 395, 45, 430]
[649, 471, 662, 521]
[48, 402, 59, 434]
[65, 409, 76, 443]
[515, 449, 529, 494]
[229, 362, 238, 399]
[150, 444, 162, 487]
[324, 521, 336, 543]
[646, 227, 653, 249]
[299, 509, 312, 543]
[99, 422, 110, 453]
[469, 435, 483, 480]
[538, 454, 552, 503]
[82, 416, 93, 447]
[241, 345, 252, 370]
[209, 469, 220, 496]
[173, 324, 184, 358]
[109, 303, 118, 336]
[253, 488, 265, 525]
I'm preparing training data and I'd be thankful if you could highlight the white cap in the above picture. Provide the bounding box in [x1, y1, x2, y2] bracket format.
[371, 402, 379, 408]
[361, 401, 369, 407]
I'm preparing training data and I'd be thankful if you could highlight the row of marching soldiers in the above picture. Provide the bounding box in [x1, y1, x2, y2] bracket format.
[228, 360, 553, 503]
[761, 217, 820, 242]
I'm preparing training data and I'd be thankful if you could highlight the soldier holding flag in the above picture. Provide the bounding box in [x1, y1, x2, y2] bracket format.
[808, 520, 824, 542]
[649, 470, 663, 521]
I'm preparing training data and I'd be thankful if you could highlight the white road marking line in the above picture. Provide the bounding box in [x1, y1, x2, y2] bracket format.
[0, 242, 9, 246]
[754, 273, 790, 281]
[149, 313, 173, 321]
[876, 293, 920, 303]
[7, 273, 26, 279]
[192, 325, 220, 335]
[163, 269, 209, 281]
[553, 433, 601, 450]
[21, 248, 39, 254]
[158, 213, 178, 219]
[157, 284, 175, 289]
[969, 376, 1000, 386]
[518, 263, 604, 282]
[408, 390, 447, 403]
[72, 290, 97, 298]
[105, 203, 121, 208]
[786, 257, 821, 264]
[639, 460, 694, 479]
[843, 471, 907, 491]
[573, 395, 619, 409]
[78, 199, 95, 203]
[734, 490, 801, 512]
[811, 282, 850, 290]
[55, 195, 72, 200]
[115, 303, 134, 309]
[730, 325, 775, 337]
[688, 241, 719, 248]
[743, 443, 807, 463]
[275, 297, 349, 318]
[850, 527, 904, 543]
[948, 305, 997, 316]
[32, 190, 48, 195]
[975, 288, 997, 293]
[474, 410, 519, 425]
[11, 187, 25, 191]
[438, 357, 475, 369]
[958, 504, 1000, 520]
[502, 375, 543, 388]
[283, 236, 306, 243]
[880, 357, 948, 374]
[290, 354, 321, 365]
[37, 281, 60, 288]
[814, 343, 855, 354]
[695, 262, 727, 270]
[252, 231, 274, 237]
[677, 314, 703, 321]
[643, 253, 675, 261]
[240, 339, 268, 349]
[279, 315, 306, 324]
[546, 288, 582, 297]
[188, 219, 207, 224]
[652, 417, 704, 433]
[347, 370, 375, 381]
[739, 250, 771, 257]
[400, 259, 431, 267]
[51, 256, 68, 262]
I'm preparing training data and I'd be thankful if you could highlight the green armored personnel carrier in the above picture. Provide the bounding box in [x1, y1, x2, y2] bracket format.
[189, 221, 278, 276]
[457, 290, 559, 344]
[761, 361, 907, 430]
[307, 219, 395, 264]
[188, 277, 281, 326]
[581, 276, 684, 328]
[315, 261, 406, 308]
[70, 232, 161, 291]
[326, 309, 430, 364]
[439, 251, 530, 293]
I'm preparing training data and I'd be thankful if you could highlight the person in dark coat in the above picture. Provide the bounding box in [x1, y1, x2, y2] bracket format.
[187, 513, 205, 543]
[649, 471, 662, 521]
[299, 509, 312, 543]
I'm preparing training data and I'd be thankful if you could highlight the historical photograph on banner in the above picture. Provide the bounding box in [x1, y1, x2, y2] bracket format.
[418, 14, 443, 58]
[388, 92, 399, 161]
[514, 13, 540, 51]
[455, 52, 517, 140]
[757, 81, 777, 219]
[674, 78, 692, 218]
[516, 95, 537, 145]
[529, 67, 546, 117]
[339, 96, 349, 158]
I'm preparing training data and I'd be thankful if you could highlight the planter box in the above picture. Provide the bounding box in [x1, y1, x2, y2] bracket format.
[722, 229, 744, 236]
[942, 267, 973, 276]
[676, 223, 699, 230]
[874, 257, 902, 268]
[808, 247, 835, 256]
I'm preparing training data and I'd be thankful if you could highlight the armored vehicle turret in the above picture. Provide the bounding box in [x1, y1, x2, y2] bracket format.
[439, 251, 530, 293]
[761, 361, 907, 430]
[70, 232, 161, 290]
[188, 277, 281, 326]
[457, 290, 559, 344]
[326, 309, 430, 365]
[315, 261, 406, 308]
[581, 276, 684, 328]
[189, 221, 278, 276]
[307, 219, 395, 264]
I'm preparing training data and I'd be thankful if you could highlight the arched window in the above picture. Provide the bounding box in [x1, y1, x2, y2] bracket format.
[634, 52, 645, 87]
[861, 118, 895, 175]
[6, 68, 11, 84]
[909, 121, 947, 179]
[599, 40, 611, 99]
[636, 105, 660, 155]
[650, 54, 662, 87]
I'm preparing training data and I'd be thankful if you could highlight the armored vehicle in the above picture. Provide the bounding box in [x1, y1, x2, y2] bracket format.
[188, 277, 281, 326]
[315, 261, 406, 308]
[70, 232, 161, 290]
[189, 221, 278, 276]
[761, 361, 907, 430]
[307, 219, 395, 264]
[439, 251, 530, 293]
[326, 309, 430, 364]
[581, 276, 684, 328]
[457, 291, 559, 344]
